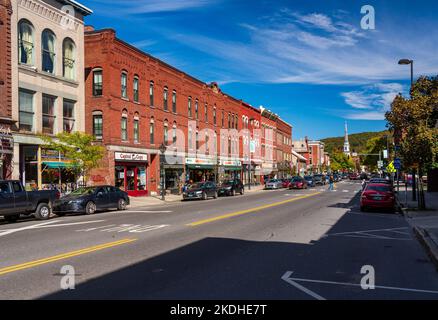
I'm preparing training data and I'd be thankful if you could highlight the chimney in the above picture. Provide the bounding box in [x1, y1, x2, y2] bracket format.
[84, 25, 95, 32]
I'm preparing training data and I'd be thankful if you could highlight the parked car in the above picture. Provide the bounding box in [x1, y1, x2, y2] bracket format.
[183, 182, 218, 200]
[265, 179, 283, 190]
[304, 176, 315, 188]
[0, 180, 60, 222]
[349, 173, 360, 180]
[53, 186, 130, 215]
[369, 178, 392, 186]
[341, 173, 349, 180]
[289, 176, 308, 189]
[333, 174, 341, 182]
[313, 175, 326, 186]
[282, 179, 293, 188]
[218, 179, 244, 197]
[360, 183, 396, 212]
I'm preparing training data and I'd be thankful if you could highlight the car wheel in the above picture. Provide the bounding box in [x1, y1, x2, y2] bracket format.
[231, 189, 236, 197]
[213, 191, 218, 199]
[240, 188, 244, 195]
[118, 198, 127, 211]
[202, 192, 208, 201]
[34, 203, 51, 220]
[85, 201, 97, 215]
[4, 214, 20, 223]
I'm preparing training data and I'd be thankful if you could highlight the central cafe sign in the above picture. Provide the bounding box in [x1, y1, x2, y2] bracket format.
[115, 152, 148, 162]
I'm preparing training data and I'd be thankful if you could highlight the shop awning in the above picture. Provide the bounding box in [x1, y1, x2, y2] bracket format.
[187, 164, 215, 170]
[223, 166, 242, 171]
[42, 161, 77, 169]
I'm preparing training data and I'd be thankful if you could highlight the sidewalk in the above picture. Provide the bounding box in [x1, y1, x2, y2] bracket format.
[128, 185, 266, 208]
[399, 187, 438, 270]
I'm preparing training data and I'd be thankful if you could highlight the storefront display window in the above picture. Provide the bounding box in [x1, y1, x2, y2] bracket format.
[22, 145, 38, 190]
[114, 152, 149, 197]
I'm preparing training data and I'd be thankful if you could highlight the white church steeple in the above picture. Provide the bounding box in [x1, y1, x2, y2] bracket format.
[344, 121, 351, 157]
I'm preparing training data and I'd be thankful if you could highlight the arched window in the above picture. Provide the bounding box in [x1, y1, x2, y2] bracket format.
[92, 68, 103, 96]
[63, 38, 76, 80]
[150, 118, 155, 145]
[213, 106, 217, 125]
[163, 86, 168, 111]
[172, 122, 177, 144]
[92, 110, 103, 140]
[172, 90, 177, 113]
[149, 81, 154, 106]
[133, 76, 139, 102]
[188, 126, 193, 150]
[121, 71, 128, 98]
[164, 120, 169, 146]
[121, 109, 128, 141]
[188, 97, 192, 118]
[18, 20, 34, 65]
[42, 29, 56, 73]
[133, 113, 139, 143]
[195, 99, 199, 120]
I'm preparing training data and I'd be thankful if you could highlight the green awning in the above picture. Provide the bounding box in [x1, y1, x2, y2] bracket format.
[187, 164, 215, 170]
[223, 166, 242, 171]
[43, 161, 77, 169]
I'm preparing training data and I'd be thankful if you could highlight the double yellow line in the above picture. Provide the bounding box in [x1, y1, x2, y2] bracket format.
[188, 192, 322, 226]
[0, 238, 137, 276]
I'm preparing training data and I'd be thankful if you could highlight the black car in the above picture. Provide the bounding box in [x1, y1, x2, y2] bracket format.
[304, 176, 315, 187]
[218, 179, 244, 197]
[53, 186, 130, 215]
[313, 175, 326, 186]
[183, 182, 218, 201]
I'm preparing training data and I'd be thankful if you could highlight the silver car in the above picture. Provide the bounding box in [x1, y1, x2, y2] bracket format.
[265, 179, 282, 190]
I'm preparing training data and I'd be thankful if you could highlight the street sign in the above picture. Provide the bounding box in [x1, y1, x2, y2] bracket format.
[387, 161, 396, 173]
[378, 161, 384, 169]
[383, 150, 389, 159]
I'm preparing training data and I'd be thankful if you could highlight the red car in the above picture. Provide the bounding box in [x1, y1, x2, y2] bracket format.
[360, 183, 396, 212]
[282, 179, 292, 188]
[289, 177, 308, 190]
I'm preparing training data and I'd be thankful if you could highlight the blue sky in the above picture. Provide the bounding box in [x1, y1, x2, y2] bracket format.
[81, 0, 438, 140]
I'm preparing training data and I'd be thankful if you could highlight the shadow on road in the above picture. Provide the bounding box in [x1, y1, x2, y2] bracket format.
[40, 198, 438, 301]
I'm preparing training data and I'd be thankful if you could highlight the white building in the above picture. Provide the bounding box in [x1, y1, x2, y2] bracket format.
[11, 0, 92, 189]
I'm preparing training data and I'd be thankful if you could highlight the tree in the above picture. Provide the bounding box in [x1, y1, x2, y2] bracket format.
[41, 132, 105, 185]
[330, 151, 355, 172]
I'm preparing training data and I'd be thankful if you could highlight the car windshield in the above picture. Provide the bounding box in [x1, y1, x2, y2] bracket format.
[314, 176, 322, 180]
[223, 181, 234, 186]
[366, 185, 392, 192]
[192, 183, 205, 189]
[304, 176, 312, 180]
[292, 177, 302, 182]
[268, 180, 278, 183]
[70, 187, 96, 196]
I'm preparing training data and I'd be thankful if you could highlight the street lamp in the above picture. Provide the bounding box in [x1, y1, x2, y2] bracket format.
[159, 143, 167, 201]
[398, 58, 416, 201]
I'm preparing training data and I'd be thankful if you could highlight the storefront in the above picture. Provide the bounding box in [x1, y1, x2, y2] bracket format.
[161, 154, 185, 195]
[220, 159, 242, 182]
[186, 157, 217, 183]
[242, 161, 262, 186]
[114, 152, 148, 197]
[0, 126, 14, 180]
[41, 148, 78, 190]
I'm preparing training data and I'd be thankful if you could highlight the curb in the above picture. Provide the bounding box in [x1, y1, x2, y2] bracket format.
[413, 226, 438, 272]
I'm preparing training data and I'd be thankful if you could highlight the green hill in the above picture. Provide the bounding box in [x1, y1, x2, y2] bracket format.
[322, 130, 389, 155]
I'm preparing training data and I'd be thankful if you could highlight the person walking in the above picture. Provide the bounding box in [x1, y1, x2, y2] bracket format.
[328, 175, 335, 191]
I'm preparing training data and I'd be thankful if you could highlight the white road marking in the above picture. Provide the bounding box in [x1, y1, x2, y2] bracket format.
[0, 220, 105, 237]
[283, 273, 438, 295]
[77, 224, 169, 234]
[324, 227, 412, 241]
[125, 210, 173, 213]
[343, 190, 350, 193]
[282, 272, 326, 300]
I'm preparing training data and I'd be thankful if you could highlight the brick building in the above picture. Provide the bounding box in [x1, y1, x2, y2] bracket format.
[84, 28, 293, 196]
[0, 0, 13, 180]
[275, 117, 293, 179]
[308, 140, 326, 174]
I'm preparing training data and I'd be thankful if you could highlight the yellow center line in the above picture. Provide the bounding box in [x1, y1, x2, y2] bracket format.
[187, 192, 322, 227]
[0, 238, 137, 276]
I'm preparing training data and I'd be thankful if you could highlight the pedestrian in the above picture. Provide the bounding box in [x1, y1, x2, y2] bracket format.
[328, 175, 335, 191]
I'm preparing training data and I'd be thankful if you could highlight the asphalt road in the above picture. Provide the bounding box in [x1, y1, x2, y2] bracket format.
[1, 181, 437, 300]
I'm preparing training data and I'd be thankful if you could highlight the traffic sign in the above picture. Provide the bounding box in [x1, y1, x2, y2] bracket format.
[387, 161, 396, 173]
[378, 161, 384, 169]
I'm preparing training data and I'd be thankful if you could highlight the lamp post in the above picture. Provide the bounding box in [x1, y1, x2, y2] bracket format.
[159, 143, 167, 201]
[398, 58, 416, 201]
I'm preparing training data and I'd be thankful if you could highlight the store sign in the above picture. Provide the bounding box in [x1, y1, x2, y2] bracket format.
[186, 158, 216, 166]
[0, 126, 14, 155]
[220, 160, 242, 167]
[115, 152, 148, 162]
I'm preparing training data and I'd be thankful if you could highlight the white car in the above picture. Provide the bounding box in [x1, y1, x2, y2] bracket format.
[265, 179, 283, 190]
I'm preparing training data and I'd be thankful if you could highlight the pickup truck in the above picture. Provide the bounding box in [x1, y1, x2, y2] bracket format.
[0, 180, 60, 222]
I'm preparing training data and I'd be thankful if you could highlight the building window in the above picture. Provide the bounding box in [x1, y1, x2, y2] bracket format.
[42, 95, 56, 134]
[42, 30, 56, 74]
[150, 118, 155, 144]
[121, 114, 128, 141]
[163, 87, 168, 111]
[228, 113, 231, 129]
[18, 20, 34, 65]
[188, 97, 192, 118]
[196, 131, 199, 152]
[172, 90, 177, 113]
[19, 89, 34, 132]
[188, 126, 193, 150]
[93, 69, 103, 96]
[213, 107, 217, 125]
[63, 38, 75, 80]
[93, 114, 103, 140]
[195, 99, 199, 120]
[121, 72, 128, 98]
[235, 115, 238, 130]
[164, 122, 169, 145]
[149, 81, 154, 106]
[63, 99, 75, 133]
[205, 104, 208, 122]
[133, 119, 139, 143]
[173, 122, 177, 144]
[133, 77, 139, 102]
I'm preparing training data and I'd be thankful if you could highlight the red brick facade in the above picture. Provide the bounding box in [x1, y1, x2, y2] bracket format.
[85, 28, 292, 195]
[0, 0, 13, 180]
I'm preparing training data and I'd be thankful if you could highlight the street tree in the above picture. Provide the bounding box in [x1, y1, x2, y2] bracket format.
[41, 132, 105, 185]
